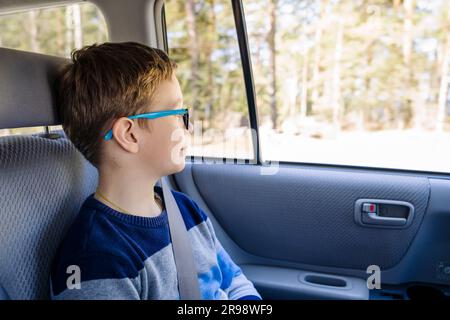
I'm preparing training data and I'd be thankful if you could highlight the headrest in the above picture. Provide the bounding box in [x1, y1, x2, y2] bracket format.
[0, 47, 69, 130]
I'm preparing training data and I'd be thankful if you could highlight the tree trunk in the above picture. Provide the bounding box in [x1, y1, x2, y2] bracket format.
[56, 9, 64, 55]
[403, 0, 417, 128]
[28, 10, 40, 53]
[403, 0, 414, 64]
[311, 0, 326, 113]
[185, 0, 200, 121]
[394, 0, 401, 7]
[65, 6, 73, 57]
[436, 2, 450, 132]
[331, 17, 343, 131]
[300, 41, 309, 119]
[205, 0, 216, 124]
[268, 0, 278, 130]
[72, 4, 82, 49]
[365, 39, 374, 129]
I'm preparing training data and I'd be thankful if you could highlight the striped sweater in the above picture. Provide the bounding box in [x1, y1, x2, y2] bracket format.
[50, 186, 261, 300]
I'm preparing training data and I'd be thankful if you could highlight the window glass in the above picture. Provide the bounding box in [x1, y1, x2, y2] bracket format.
[165, 0, 255, 160]
[244, 0, 450, 172]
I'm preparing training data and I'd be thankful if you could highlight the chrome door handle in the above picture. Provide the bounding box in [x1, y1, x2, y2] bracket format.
[354, 199, 415, 229]
[364, 211, 407, 226]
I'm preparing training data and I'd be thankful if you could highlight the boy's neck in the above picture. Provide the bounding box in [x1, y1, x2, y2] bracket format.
[94, 169, 163, 218]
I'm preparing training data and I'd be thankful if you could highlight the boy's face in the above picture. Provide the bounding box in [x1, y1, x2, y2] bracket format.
[137, 73, 189, 177]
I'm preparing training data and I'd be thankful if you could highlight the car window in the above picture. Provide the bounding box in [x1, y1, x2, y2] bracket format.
[0, 3, 108, 138]
[165, 0, 255, 160]
[243, 0, 450, 173]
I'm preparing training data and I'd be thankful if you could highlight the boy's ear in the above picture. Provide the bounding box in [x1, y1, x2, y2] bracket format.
[111, 118, 139, 154]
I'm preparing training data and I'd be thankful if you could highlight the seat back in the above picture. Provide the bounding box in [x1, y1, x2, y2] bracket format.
[0, 48, 98, 299]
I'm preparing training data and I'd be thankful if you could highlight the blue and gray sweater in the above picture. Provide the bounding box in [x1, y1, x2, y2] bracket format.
[50, 187, 261, 300]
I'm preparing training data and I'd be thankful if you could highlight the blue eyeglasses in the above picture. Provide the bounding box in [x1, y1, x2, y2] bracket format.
[104, 108, 189, 141]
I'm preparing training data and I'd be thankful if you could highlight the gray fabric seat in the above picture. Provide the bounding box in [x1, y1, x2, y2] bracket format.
[0, 47, 98, 299]
[0, 133, 98, 299]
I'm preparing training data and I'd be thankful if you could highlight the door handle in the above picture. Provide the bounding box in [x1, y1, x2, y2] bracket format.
[354, 199, 415, 229]
[364, 211, 407, 226]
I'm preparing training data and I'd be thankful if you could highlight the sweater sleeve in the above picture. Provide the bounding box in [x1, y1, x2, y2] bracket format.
[50, 252, 141, 300]
[204, 218, 262, 300]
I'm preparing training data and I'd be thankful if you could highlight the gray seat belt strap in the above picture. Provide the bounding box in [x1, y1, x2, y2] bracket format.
[161, 177, 201, 300]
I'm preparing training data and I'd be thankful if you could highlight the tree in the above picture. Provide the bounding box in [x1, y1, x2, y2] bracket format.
[185, 0, 200, 121]
[311, 0, 327, 115]
[268, 0, 278, 130]
[437, 2, 450, 132]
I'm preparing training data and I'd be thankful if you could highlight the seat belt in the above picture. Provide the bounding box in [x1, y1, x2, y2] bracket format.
[161, 177, 201, 300]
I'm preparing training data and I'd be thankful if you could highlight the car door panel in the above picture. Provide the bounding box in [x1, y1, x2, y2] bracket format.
[174, 162, 450, 299]
[187, 163, 429, 270]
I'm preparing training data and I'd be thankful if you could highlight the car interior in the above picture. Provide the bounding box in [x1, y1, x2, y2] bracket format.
[0, 0, 450, 300]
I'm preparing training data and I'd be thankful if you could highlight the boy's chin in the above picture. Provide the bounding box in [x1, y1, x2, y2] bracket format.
[173, 159, 186, 173]
[166, 157, 186, 175]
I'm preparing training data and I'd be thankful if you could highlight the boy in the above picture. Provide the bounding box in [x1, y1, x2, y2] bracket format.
[50, 42, 261, 300]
